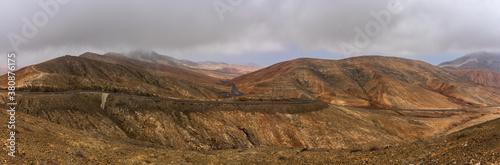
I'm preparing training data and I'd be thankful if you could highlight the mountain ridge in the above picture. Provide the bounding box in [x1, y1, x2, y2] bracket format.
[438, 52, 500, 73]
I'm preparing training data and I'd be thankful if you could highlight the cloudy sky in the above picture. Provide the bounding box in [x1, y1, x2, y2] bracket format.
[1, 0, 500, 68]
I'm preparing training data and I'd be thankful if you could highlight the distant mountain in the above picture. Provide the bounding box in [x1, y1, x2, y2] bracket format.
[438, 52, 500, 73]
[124, 50, 262, 79]
[0, 55, 227, 100]
[232, 56, 500, 109]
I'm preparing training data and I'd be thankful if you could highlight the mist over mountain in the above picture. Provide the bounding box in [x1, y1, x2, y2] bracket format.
[123, 50, 262, 79]
[448, 69, 500, 88]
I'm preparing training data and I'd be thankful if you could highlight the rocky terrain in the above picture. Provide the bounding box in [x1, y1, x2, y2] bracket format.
[232, 56, 500, 109]
[0, 66, 7, 75]
[0, 53, 499, 164]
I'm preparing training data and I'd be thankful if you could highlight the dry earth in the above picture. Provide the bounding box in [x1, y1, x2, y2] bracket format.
[0, 93, 498, 164]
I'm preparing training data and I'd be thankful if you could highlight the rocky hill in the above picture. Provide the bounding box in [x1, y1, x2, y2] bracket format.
[232, 56, 500, 108]
[124, 50, 262, 79]
[438, 52, 500, 73]
[79, 52, 222, 85]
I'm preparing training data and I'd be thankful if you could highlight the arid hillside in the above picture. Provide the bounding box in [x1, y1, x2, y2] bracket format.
[449, 69, 500, 88]
[0, 55, 228, 100]
[124, 50, 262, 79]
[232, 56, 500, 108]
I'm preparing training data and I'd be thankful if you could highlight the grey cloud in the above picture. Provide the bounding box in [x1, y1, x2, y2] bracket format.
[1, 0, 499, 67]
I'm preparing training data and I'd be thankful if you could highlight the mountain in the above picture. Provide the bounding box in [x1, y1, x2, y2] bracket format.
[0, 66, 7, 75]
[0, 55, 227, 100]
[448, 69, 500, 88]
[124, 50, 262, 79]
[438, 52, 500, 73]
[232, 56, 500, 108]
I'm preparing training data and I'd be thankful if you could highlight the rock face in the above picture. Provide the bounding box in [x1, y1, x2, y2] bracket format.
[9, 92, 437, 150]
[438, 52, 500, 73]
[448, 69, 500, 88]
[232, 56, 500, 108]
[0, 55, 227, 100]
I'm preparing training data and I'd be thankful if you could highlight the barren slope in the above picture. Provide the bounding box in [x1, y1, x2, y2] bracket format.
[1, 95, 498, 164]
[232, 56, 500, 108]
[0, 55, 227, 100]
[439, 52, 500, 73]
[4, 92, 428, 150]
[125, 50, 262, 79]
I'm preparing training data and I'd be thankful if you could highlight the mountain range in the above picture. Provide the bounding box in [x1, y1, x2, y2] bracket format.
[438, 52, 500, 73]
[1, 51, 500, 164]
